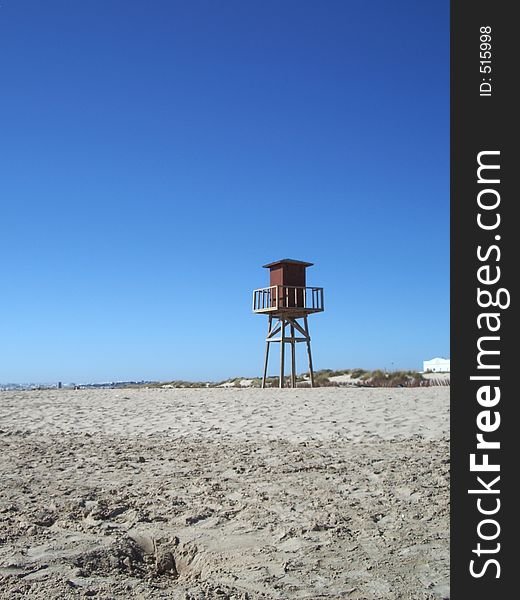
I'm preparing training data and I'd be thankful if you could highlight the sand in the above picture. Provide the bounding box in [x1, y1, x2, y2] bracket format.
[0, 388, 449, 599]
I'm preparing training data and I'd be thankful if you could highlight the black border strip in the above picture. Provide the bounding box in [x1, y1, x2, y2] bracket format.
[451, 1, 517, 596]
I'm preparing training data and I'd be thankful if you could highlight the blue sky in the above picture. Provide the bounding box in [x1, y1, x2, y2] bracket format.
[0, 0, 449, 383]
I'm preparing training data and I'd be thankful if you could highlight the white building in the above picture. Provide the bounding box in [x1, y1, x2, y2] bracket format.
[423, 357, 450, 373]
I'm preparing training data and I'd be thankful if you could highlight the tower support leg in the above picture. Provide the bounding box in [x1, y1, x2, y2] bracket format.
[303, 316, 315, 387]
[290, 323, 296, 388]
[279, 318, 285, 388]
[262, 315, 272, 389]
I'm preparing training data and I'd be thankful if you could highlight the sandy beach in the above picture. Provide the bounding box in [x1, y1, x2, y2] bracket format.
[0, 388, 449, 599]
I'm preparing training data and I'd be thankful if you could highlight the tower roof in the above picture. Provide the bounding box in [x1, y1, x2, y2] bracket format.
[262, 258, 313, 269]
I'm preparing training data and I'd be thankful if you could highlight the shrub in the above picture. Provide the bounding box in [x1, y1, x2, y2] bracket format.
[350, 368, 367, 379]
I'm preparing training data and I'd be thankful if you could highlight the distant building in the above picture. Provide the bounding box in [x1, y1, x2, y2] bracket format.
[423, 357, 450, 373]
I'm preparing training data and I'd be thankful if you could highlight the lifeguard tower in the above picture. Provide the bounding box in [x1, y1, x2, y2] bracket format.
[252, 259, 324, 388]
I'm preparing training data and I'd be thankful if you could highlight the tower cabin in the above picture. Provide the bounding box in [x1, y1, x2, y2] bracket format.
[252, 259, 324, 315]
[252, 259, 324, 388]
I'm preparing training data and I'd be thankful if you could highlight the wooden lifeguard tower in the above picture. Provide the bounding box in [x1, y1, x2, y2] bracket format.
[252, 259, 324, 388]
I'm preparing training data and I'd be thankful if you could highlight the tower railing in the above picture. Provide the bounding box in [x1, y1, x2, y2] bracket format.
[252, 285, 324, 313]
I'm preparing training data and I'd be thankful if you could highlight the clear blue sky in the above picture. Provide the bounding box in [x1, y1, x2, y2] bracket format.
[0, 0, 449, 383]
